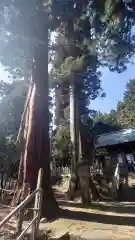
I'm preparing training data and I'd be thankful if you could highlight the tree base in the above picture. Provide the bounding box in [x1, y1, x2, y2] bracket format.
[66, 172, 79, 200]
[41, 185, 60, 220]
[67, 163, 100, 204]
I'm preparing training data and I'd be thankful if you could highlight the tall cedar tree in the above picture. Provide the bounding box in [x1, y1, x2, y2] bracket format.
[51, 0, 135, 164]
[51, 0, 135, 199]
[0, 0, 60, 219]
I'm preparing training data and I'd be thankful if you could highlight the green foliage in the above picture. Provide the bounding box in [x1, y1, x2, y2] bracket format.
[52, 0, 135, 82]
[0, 132, 7, 163]
[51, 0, 135, 131]
[0, 79, 29, 135]
[0, 0, 53, 78]
[0, 130, 19, 180]
[0, 80, 28, 176]
[92, 109, 121, 135]
[93, 79, 135, 132]
[116, 79, 135, 128]
[52, 123, 70, 160]
[1, 0, 135, 117]
[1, 0, 135, 90]
[51, 0, 135, 163]
[0, 78, 54, 177]
[93, 110, 118, 126]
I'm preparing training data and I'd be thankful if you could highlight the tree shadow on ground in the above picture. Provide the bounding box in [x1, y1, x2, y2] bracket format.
[58, 199, 135, 215]
[61, 208, 135, 227]
[54, 174, 135, 224]
[53, 188, 65, 199]
[54, 181, 135, 216]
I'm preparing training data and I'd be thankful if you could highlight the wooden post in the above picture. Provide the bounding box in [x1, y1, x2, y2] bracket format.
[16, 209, 24, 234]
[31, 168, 43, 240]
[16, 183, 29, 234]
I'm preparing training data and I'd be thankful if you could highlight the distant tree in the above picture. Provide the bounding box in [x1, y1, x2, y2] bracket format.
[117, 79, 135, 128]
[93, 110, 121, 134]
[93, 79, 135, 132]
[52, 122, 70, 165]
[0, 80, 29, 136]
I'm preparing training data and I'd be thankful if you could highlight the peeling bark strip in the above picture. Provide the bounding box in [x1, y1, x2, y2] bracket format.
[12, 85, 36, 205]
[16, 82, 34, 145]
[24, 84, 36, 187]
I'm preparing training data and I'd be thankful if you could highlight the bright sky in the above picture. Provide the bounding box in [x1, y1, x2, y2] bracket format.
[0, 63, 9, 81]
[91, 60, 135, 113]
[0, 60, 135, 114]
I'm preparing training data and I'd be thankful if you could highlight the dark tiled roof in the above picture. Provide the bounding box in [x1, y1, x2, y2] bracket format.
[95, 128, 135, 148]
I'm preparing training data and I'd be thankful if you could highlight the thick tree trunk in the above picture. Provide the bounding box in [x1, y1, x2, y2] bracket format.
[68, 85, 99, 202]
[13, 9, 59, 219]
[0, 169, 4, 189]
[55, 86, 61, 126]
[80, 122, 100, 200]
[55, 83, 69, 126]
[33, 35, 59, 218]
[69, 82, 79, 171]
[67, 82, 81, 199]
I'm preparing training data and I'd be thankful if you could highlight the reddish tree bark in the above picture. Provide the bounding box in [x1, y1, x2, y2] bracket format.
[13, 8, 59, 219]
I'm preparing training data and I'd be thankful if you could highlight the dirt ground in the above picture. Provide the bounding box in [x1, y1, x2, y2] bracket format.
[40, 173, 135, 239]
[1, 174, 135, 239]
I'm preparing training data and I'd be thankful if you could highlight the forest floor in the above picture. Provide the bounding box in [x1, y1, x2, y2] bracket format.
[1, 174, 135, 239]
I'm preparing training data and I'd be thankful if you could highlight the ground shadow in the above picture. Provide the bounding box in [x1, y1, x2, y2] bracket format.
[54, 174, 135, 224]
[54, 180, 135, 215]
[58, 199, 135, 215]
[54, 188, 65, 199]
[61, 208, 135, 227]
